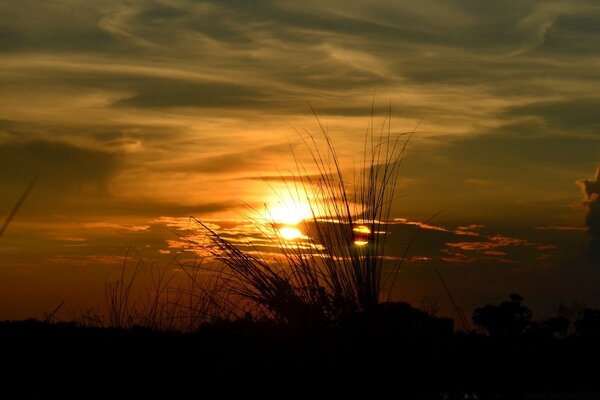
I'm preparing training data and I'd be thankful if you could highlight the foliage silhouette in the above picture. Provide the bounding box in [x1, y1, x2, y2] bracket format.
[472, 293, 533, 337]
[575, 308, 600, 338]
[4, 297, 600, 396]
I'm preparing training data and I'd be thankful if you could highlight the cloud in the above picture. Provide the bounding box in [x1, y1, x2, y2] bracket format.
[0, 139, 118, 184]
[0, 0, 598, 262]
[578, 165, 600, 203]
[446, 235, 531, 253]
[45, 255, 126, 266]
[187, 143, 294, 173]
[577, 165, 600, 260]
[393, 218, 482, 236]
[2, 0, 598, 120]
[82, 222, 150, 232]
[0, 1, 118, 53]
[114, 78, 268, 109]
[163, 214, 557, 267]
[506, 98, 600, 136]
[391, 121, 600, 226]
[534, 226, 586, 231]
[0, 140, 126, 231]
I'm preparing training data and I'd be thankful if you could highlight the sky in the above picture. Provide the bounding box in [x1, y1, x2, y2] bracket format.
[1, 0, 599, 320]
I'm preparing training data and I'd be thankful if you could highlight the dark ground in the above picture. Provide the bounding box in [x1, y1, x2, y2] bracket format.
[1, 297, 600, 398]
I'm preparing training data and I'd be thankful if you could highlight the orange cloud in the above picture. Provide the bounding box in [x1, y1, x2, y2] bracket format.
[83, 222, 150, 232]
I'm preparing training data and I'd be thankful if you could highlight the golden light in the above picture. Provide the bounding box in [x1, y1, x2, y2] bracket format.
[279, 226, 303, 240]
[263, 192, 314, 242]
[266, 199, 312, 225]
[353, 225, 371, 246]
[353, 225, 371, 234]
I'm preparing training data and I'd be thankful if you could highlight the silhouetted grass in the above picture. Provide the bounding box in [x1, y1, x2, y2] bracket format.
[80, 108, 417, 330]
[98, 248, 247, 331]
[196, 107, 414, 326]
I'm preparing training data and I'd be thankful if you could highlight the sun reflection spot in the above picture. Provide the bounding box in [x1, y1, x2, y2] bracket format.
[353, 225, 371, 246]
[279, 226, 303, 240]
[353, 225, 371, 234]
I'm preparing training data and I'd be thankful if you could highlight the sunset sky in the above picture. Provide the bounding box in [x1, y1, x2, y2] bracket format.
[1, 0, 599, 319]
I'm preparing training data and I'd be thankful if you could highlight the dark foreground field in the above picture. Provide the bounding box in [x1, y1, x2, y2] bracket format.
[2, 298, 600, 398]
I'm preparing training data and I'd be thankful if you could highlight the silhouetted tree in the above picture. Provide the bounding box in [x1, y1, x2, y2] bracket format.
[575, 308, 600, 337]
[376, 301, 454, 336]
[472, 293, 533, 337]
[551, 300, 584, 336]
[541, 316, 569, 339]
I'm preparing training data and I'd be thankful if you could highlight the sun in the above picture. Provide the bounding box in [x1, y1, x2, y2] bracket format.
[263, 195, 313, 241]
[266, 198, 313, 225]
[279, 226, 303, 240]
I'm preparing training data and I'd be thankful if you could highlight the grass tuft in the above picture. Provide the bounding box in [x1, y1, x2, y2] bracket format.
[196, 107, 414, 326]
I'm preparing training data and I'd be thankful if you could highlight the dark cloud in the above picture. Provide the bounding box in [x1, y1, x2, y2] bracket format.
[0, 140, 125, 224]
[537, 11, 600, 56]
[0, 140, 121, 219]
[179, 143, 294, 173]
[0, 140, 119, 188]
[506, 98, 600, 135]
[0, 117, 194, 153]
[577, 165, 600, 261]
[389, 123, 600, 227]
[2, 0, 598, 119]
[114, 78, 267, 109]
[384, 222, 552, 267]
[446, 125, 600, 168]
[0, 1, 119, 53]
[137, 4, 188, 21]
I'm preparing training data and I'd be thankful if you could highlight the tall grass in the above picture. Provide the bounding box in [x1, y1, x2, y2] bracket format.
[94, 108, 414, 330]
[102, 247, 247, 331]
[198, 108, 413, 326]
[105, 247, 144, 328]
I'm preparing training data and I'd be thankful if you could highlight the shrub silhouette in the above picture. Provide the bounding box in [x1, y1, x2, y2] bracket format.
[472, 293, 533, 337]
[575, 308, 600, 337]
[541, 315, 570, 339]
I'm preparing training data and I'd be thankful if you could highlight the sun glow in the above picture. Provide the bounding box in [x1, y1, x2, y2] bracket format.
[263, 193, 314, 241]
[266, 199, 313, 225]
[353, 225, 371, 234]
[279, 226, 303, 240]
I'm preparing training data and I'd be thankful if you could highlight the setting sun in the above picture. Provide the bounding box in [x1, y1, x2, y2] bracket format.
[279, 226, 303, 240]
[266, 198, 313, 225]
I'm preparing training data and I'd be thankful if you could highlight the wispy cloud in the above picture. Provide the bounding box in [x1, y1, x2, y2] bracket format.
[1, 0, 598, 222]
[534, 226, 587, 231]
[394, 218, 482, 236]
[82, 222, 150, 232]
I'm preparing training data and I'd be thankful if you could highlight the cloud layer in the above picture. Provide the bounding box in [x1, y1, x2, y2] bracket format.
[1, 0, 598, 220]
